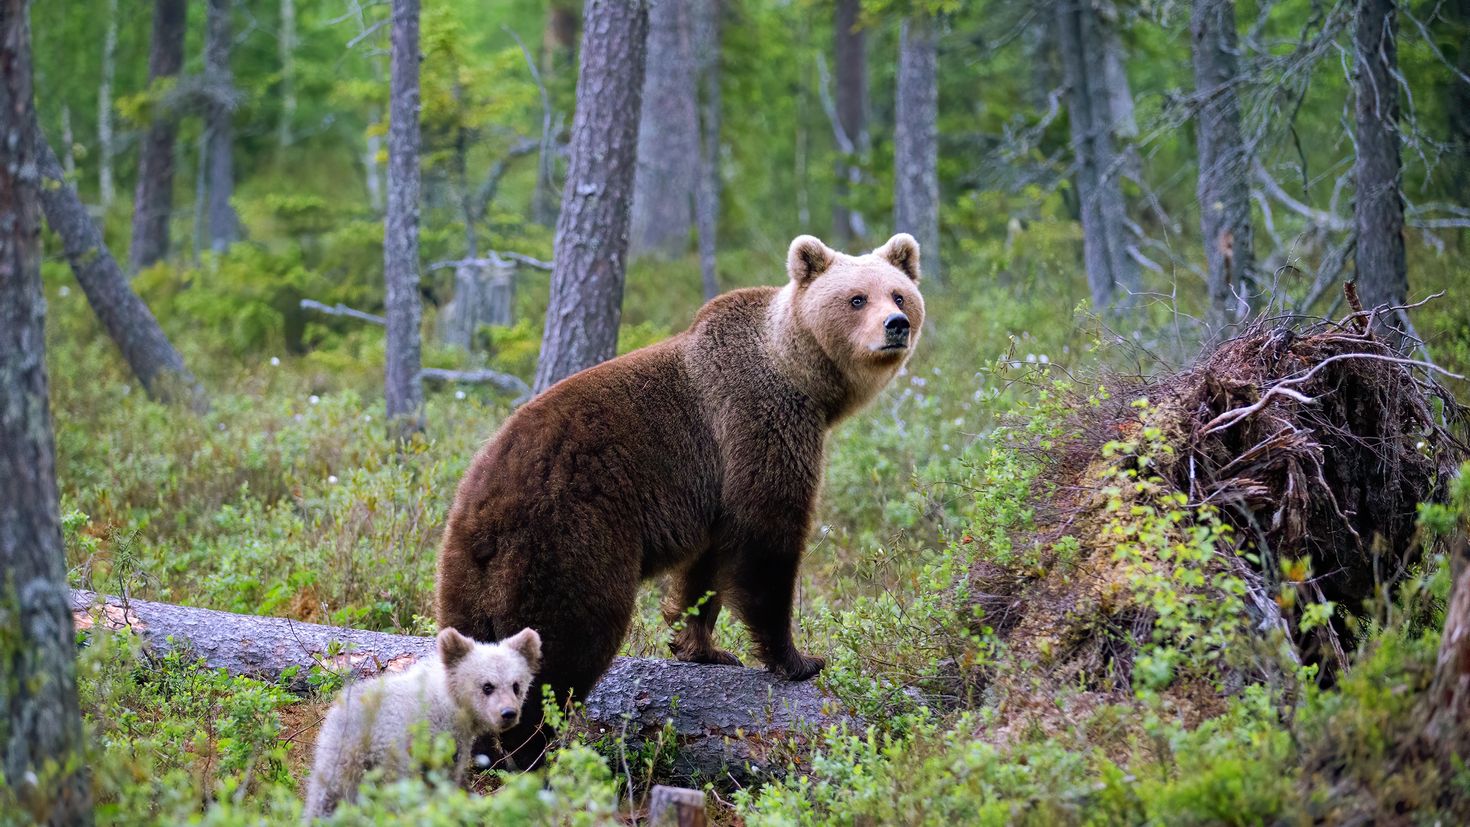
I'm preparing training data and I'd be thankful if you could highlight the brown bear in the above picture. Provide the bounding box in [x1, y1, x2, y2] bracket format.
[435, 233, 925, 766]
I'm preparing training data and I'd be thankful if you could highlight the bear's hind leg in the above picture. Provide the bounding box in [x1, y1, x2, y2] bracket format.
[724, 534, 825, 682]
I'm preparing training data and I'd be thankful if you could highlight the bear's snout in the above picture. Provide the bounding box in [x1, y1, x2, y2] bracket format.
[500, 708, 518, 722]
[883, 313, 910, 346]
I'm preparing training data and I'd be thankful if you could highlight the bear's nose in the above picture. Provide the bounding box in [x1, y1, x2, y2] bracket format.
[884, 313, 910, 333]
[500, 708, 518, 722]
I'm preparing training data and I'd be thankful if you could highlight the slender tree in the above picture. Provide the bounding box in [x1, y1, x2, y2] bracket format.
[130, 0, 187, 273]
[1352, 0, 1408, 335]
[534, 0, 648, 395]
[36, 134, 207, 410]
[1055, 0, 1138, 311]
[629, 0, 698, 258]
[1192, 0, 1255, 326]
[832, 0, 868, 243]
[278, 0, 297, 148]
[204, 0, 240, 252]
[98, 0, 119, 208]
[894, 12, 940, 284]
[694, 0, 723, 300]
[385, 0, 424, 435]
[0, 3, 94, 823]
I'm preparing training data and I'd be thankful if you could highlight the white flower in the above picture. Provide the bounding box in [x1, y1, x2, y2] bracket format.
[1039, 354, 1050, 365]
[217, 423, 226, 432]
[270, 356, 281, 366]
[363, 414, 372, 423]
[308, 394, 320, 405]
[474, 754, 492, 768]
[328, 475, 339, 485]
[121, 383, 132, 395]
[931, 367, 941, 376]
[57, 285, 70, 298]
[455, 390, 467, 400]
[911, 376, 927, 387]
[1025, 353, 1037, 364]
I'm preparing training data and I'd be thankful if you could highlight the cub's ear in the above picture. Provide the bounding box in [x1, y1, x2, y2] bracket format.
[787, 235, 835, 286]
[436, 627, 475, 667]
[503, 627, 542, 673]
[875, 233, 921, 282]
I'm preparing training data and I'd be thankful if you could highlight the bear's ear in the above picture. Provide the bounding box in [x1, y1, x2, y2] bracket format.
[875, 233, 921, 283]
[503, 627, 542, 673]
[437, 627, 475, 667]
[787, 235, 835, 287]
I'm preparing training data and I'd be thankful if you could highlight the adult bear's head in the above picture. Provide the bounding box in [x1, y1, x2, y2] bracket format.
[775, 233, 926, 416]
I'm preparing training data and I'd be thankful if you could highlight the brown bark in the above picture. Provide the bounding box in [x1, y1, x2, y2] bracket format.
[694, 0, 722, 301]
[894, 13, 940, 284]
[69, 590, 849, 780]
[630, 0, 698, 259]
[384, 0, 424, 435]
[204, 0, 240, 251]
[533, 0, 648, 396]
[1424, 542, 1470, 759]
[832, 0, 867, 244]
[1352, 0, 1408, 341]
[0, 4, 94, 821]
[129, 0, 187, 273]
[36, 130, 207, 410]
[1192, 0, 1256, 327]
[1055, 0, 1139, 311]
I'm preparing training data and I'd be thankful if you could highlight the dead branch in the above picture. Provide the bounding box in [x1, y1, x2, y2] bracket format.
[299, 299, 386, 326]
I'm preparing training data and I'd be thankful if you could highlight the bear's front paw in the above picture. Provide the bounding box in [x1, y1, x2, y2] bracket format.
[769, 651, 825, 682]
[674, 646, 745, 667]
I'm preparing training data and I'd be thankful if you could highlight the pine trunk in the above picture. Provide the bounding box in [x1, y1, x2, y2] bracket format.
[1352, 0, 1408, 335]
[36, 132, 207, 410]
[98, 0, 119, 208]
[694, 0, 722, 301]
[1055, 0, 1138, 311]
[1192, 0, 1255, 327]
[0, 4, 94, 822]
[1424, 544, 1470, 759]
[832, 0, 867, 243]
[533, 0, 648, 395]
[129, 0, 187, 273]
[894, 14, 940, 284]
[384, 0, 424, 435]
[205, 0, 240, 252]
[629, 0, 697, 259]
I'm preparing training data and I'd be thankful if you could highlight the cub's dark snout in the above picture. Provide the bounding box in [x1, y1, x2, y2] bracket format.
[500, 708, 518, 722]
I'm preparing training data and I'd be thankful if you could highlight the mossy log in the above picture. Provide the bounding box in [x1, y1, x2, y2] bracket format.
[69, 590, 846, 780]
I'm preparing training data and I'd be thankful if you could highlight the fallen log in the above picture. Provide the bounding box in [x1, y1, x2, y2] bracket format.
[69, 590, 847, 780]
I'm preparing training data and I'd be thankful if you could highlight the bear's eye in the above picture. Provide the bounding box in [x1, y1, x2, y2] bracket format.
[893, 293, 904, 307]
[482, 682, 495, 696]
[850, 295, 867, 309]
[512, 682, 520, 695]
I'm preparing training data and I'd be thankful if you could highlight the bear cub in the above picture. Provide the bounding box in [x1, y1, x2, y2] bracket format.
[302, 626, 541, 820]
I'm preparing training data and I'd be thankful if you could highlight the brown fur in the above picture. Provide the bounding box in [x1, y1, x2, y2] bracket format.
[435, 234, 925, 767]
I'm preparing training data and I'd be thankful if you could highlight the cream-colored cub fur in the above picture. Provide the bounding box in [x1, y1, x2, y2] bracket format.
[302, 626, 541, 821]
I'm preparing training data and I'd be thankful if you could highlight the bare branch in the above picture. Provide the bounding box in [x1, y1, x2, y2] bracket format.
[299, 299, 386, 325]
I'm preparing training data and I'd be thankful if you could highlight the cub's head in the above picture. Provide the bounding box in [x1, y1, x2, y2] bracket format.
[782, 233, 926, 406]
[436, 626, 541, 734]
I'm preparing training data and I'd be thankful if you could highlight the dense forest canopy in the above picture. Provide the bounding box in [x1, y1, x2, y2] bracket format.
[3, 0, 1470, 824]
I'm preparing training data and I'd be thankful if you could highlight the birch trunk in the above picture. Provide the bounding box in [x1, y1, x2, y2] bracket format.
[533, 0, 648, 395]
[129, 0, 187, 273]
[384, 0, 424, 435]
[630, 0, 698, 259]
[1352, 0, 1408, 340]
[0, 5, 94, 821]
[1192, 0, 1256, 326]
[205, 0, 240, 252]
[894, 14, 940, 284]
[98, 0, 118, 208]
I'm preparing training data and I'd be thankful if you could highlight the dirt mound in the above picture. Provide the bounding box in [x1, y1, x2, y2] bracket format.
[975, 293, 1468, 709]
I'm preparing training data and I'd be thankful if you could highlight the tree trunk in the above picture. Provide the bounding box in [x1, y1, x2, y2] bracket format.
[69, 589, 852, 782]
[894, 13, 940, 285]
[533, 0, 580, 226]
[278, 0, 296, 149]
[384, 0, 424, 436]
[35, 133, 208, 410]
[1192, 0, 1256, 327]
[0, 5, 94, 822]
[1424, 542, 1470, 759]
[129, 0, 187, 273]
[533, 0, 648, 396]
[205, 0, 240, 252]
[694, 0, 722, 301]
[1055, 0, 1139, 311]
[629, 0, 697, 259]
[1352, 0, 1408, 338]
[98, 0, 119, 209]
[832, 0, 867, 244]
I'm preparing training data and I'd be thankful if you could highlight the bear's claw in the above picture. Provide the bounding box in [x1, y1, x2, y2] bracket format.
[770, 652, 825, 682]
[673, 646, 745, 667]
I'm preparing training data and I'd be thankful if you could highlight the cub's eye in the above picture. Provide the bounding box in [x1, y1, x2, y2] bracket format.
[512, 682, 520, 695]
[850, 295, 867, 309]
[482, 683, 495, 696]
[893, 293, 905, 307]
